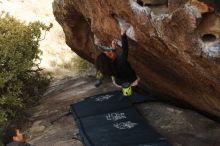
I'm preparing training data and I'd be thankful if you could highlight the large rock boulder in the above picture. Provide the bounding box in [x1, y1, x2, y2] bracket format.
[52, 0, 220, 118]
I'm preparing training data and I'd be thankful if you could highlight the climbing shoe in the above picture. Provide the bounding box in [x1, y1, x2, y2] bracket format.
[122, 82, 132, 96]
[95, 79, 102, 87]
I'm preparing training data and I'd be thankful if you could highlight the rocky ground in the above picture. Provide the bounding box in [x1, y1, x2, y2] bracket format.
[26, 75, 220, 146]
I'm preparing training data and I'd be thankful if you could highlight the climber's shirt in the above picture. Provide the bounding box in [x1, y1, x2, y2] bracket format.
[112, 33, 137, 85]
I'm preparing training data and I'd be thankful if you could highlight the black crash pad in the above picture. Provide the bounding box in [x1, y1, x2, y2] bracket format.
[86, 90, 156, 104]
[70, 91, 170, 146]
[76, 108, 170, 146]
[70, 90, 156, 119]
[128, 91, 156, 103]
[70, 91, 132, 119]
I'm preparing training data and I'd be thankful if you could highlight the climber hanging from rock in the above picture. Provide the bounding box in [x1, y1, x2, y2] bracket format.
[95, 24, 139, 96]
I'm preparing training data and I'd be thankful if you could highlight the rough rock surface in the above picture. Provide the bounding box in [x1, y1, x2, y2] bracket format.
[52, 0, 220, 118]
[53, 0, 220, 117]
[26, 76, 220, 146]
[27, 76, 116, 146]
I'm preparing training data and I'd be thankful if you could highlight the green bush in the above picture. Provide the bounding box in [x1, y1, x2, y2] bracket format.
[0, 13, 52, 132]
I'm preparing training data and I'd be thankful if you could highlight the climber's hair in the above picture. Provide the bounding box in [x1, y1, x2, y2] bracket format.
[1, 127, 17, 146]
[95, 53, 116, 77]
